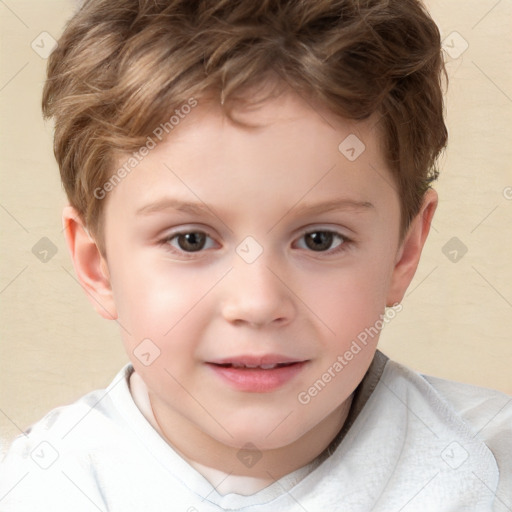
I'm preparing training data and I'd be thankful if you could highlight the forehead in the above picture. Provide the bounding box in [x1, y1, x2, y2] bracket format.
[104, 90, 397, 227]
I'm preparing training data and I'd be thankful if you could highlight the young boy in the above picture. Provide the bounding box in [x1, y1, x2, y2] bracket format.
[1, 0, 510, 510]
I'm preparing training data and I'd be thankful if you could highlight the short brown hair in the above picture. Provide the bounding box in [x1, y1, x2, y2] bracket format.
[43, 0, 447, 253]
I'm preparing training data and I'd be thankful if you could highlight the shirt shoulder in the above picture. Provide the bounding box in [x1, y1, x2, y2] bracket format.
[4, 364, 132, 452]
[383, 359, 511, 437]
[385, 360, 511, 509]
[0, 365, 134, 511]
[421, 372, 512, 476]
[420, 372, 512, 434]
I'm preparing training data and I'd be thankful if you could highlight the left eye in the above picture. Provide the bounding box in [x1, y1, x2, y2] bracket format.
[296, 230, 345, 252]
[165, 231, 216, 252]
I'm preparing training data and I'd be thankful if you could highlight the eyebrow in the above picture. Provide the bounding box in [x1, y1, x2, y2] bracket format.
[136, 198, 217, 216]
[290, 198, 374, 216]
[135, 197, 374, 217]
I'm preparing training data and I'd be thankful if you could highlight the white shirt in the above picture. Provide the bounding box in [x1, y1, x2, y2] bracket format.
[1, 354, 510, 511]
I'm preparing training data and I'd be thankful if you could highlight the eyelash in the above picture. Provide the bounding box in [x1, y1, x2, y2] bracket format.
[159, 229, 352, 259]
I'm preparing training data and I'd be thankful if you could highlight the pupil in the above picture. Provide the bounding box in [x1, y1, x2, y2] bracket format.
[179, 232, 206, 252]
[306, 232, 332, 251]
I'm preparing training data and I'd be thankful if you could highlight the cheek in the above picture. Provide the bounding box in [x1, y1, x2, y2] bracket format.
[303, 258, 393, 341]
[109, 252, 189, 327]
[109, 254, 224, 356]
[108, 258, 205, 391]
[110, 271, 173, 336]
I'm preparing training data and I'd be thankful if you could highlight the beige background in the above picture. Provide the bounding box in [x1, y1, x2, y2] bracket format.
[1, 0, 511, 451]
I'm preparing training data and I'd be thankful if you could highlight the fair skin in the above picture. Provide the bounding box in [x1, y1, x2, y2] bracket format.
[63, 88, 437, 485]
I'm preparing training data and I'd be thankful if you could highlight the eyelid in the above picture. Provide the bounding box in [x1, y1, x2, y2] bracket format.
[160, 224, 216, 240]
[295, 225, 353, 242]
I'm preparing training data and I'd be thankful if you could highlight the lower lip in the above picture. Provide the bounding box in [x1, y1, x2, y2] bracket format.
[207, 362, 307, 393]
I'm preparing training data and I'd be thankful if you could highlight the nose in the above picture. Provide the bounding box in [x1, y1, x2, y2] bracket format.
[220, 255, 296, 328]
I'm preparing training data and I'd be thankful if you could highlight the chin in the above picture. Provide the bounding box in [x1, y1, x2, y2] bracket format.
[210, 421, 306, 452]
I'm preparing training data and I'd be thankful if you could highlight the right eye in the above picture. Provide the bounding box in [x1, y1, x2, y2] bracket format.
[161, 230, 217, 256]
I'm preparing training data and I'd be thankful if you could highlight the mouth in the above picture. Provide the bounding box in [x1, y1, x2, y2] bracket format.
[208, 354, 306, 367]
[206, 355, 309, 392]
[212, 361, 300, 370]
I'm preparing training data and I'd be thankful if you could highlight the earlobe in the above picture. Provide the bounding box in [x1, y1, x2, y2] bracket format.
[386, 189, 438, 306]
[62, 206, 118, 320]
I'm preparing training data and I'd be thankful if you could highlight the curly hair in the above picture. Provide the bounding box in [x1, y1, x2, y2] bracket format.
[43, 0, 447, 253]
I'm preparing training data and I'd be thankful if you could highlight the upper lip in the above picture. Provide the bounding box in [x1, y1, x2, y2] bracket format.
[208, 354, 307, 366]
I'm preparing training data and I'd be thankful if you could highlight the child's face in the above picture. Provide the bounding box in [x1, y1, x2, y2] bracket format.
[96, 90, 410, 452]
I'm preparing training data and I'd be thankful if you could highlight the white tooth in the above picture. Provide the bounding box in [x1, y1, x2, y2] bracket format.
[244, 364, 259, 369]
[260, 364, 277, 369]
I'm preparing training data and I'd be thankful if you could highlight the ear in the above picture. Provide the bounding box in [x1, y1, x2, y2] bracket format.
[62, 206, 117, 320]
[386, 189, 438, 306]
